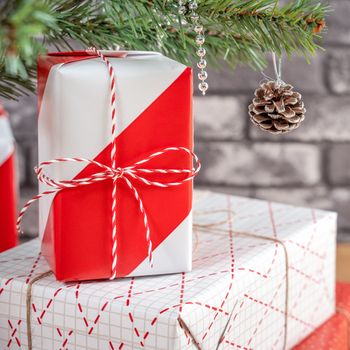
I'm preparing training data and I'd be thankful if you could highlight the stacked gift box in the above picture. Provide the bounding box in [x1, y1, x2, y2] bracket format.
[0, 191, 339, 349]
[0, 50, 345, 349]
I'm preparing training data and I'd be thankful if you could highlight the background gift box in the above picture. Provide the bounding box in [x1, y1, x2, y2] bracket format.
[0, 105, 17, 252]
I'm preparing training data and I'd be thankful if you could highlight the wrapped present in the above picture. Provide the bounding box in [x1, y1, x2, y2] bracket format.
[1, 191, 337, 349]
[27, 49, 197, 281]
[293, 282, 350, 349]
[0, 105, 17, 252]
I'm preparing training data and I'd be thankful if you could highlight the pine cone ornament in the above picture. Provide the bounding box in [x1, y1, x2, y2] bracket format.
[248, 81, 306, 134]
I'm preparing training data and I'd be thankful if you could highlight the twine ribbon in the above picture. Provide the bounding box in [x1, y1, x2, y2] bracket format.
[17, 47, 200, 280]
[193, 209, 289, 350]
[26, 271, 53, 350]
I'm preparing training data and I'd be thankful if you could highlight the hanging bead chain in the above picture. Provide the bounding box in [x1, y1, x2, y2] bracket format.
[178, 0, 209, 95]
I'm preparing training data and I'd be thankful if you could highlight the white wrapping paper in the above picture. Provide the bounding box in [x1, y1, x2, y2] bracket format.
[0, 191, 337, 350]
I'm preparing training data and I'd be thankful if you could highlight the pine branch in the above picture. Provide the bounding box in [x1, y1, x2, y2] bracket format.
[0, 69, 35, 100]
[198, 0, 328, 66]
[104, 0, 327, 69]
[0, 0, 329, 100]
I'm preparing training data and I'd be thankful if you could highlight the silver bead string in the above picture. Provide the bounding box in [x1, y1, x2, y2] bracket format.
[178, 0, 209, 95]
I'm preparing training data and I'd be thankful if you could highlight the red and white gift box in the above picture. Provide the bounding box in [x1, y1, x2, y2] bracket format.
[35, 50, 194, 281]
[0, 105, 17, 252]
[0, 191, 337, 349]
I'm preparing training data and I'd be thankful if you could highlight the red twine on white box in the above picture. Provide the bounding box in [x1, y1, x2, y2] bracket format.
[17, 48, 200, 280]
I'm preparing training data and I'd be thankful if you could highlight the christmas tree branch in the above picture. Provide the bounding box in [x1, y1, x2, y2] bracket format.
[0, 0, 328, 100]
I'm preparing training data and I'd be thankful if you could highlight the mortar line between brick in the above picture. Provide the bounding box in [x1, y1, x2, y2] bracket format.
[195, 139, 350, 145]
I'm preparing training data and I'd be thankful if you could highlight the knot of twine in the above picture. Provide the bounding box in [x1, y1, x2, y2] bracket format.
[17, 47, 201, 280]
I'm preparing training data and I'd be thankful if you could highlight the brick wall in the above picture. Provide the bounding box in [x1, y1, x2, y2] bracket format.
[4, 1, 350, 240]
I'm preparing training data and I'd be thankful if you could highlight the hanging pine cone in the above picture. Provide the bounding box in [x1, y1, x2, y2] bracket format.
[248, 81, 306, 134]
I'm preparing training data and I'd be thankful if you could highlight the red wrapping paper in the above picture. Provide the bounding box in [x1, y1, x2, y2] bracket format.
[0, 105, 17, 252]
[293, 282, 350, 350]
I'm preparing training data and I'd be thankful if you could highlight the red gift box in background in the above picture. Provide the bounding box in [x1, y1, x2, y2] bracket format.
[36, 51, 194, 281]
[293, 282, 350, 350]
[0, 105, 17, 252]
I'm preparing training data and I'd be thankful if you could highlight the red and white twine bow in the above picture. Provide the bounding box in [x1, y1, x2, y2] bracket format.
[17, 48, 200, 280]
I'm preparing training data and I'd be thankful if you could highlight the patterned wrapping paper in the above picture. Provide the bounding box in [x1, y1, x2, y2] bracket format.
[0, 105, 17, 252]
[0, 191, 337, 350]
[293, 282, 350, 349]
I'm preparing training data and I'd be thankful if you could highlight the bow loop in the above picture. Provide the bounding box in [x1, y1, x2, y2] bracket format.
[34, 157, 114, 190]
[125, 147, 201, 187]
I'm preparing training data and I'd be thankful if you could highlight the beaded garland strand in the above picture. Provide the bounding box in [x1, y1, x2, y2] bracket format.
[178, 0, 209, 95]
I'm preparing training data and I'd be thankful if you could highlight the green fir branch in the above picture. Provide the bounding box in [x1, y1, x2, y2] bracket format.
[0, 0, 329, 100]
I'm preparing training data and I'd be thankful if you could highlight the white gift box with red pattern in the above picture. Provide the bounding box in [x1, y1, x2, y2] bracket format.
[36, 51, 194, 281]
[0, 191, 337, 350]
[0, 106, 17, 252]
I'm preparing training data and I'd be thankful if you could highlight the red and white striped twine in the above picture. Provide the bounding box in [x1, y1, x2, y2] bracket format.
[17, 48, 200, 280]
